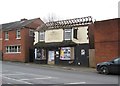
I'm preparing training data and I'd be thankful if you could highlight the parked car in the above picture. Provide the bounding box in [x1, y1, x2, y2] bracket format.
[96, 57, 120, 74]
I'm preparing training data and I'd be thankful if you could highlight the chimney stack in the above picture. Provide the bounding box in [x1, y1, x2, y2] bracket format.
[21, 18, 27, 21]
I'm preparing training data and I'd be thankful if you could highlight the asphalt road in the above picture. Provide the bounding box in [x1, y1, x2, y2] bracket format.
[0, 61, 119, 85]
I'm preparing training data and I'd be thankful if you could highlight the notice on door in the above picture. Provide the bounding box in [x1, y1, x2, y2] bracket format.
[81, 49, 85, 55]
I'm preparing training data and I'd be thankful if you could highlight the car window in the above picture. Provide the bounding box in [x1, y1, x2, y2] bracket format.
[114, 58, 120, 64]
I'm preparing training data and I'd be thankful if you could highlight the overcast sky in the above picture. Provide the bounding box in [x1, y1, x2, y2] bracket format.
[0, 0, 119, 24]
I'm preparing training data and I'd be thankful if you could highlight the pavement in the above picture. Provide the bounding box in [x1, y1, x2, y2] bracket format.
[8, 61, 96, 73]
[29, 63, 96, 72]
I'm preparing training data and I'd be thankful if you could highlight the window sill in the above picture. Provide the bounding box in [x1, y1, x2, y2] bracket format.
[5, 39, 9, 41]
[64, 39, 71, 41]
[5, 52, 21, 54]
[0, 38, 2, 41]
[16, 38, 21, 40]
[39, 40, 45, 42]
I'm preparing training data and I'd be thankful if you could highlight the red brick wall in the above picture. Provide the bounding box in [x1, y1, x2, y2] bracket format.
[22, 28, 34, 62]
[94, 19, 119, 43]
[93, 18, 120, 64]
[95, 42, 118, 64]
[2, 28, 34, 62]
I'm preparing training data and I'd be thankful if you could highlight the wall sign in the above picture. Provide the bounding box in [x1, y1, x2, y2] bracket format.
[81, 49, 85, 55]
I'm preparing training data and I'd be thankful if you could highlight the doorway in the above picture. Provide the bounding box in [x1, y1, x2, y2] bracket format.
[75, 44, 89, 67]
[48, 51, 55, 65]
[29, 48, 34, 62]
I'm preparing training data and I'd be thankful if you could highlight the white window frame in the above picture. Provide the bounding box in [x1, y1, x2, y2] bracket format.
[39, 31, 45, 41]
[5, 45, 21, 54]
[5, 31, 9, 40]
[16, 29, 21, 39]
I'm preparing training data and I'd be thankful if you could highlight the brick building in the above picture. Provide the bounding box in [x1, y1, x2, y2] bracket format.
[90, 18, 120, 64]
[1, 18, 44, 62]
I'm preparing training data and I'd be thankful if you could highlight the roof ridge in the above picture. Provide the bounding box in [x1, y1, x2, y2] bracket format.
[2, 18, 40, 30]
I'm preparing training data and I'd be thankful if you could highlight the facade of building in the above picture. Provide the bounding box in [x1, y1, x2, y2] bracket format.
[0, 25, 2, 60]
[1, 18, 44, 62]
[34, 16, 93, 66]
[89, 18, 120, 65]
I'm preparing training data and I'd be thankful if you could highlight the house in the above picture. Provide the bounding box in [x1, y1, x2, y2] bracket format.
[34, 16, 93, 67]
[1, 18, 44, 62]
[89, 18, 120, 65]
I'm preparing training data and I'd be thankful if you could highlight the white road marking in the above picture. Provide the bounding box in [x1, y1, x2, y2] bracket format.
[11, 71, 58, 79]
[7, 83, 12, 84]
[2, 70, 58, 84]
[2, 73, 58, 79]
[20, 77, 53, 81]
[2, 70, 52, 78]
[2, 74, 25, 76]
[65, 82, 86, 84]
[2, 76, 33, 84]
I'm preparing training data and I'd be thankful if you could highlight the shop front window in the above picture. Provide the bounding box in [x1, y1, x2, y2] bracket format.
[60, 47, 72, 60]
[35, 48, 46, 60]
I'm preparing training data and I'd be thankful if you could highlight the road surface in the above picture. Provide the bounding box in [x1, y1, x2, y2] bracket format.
[0, 61, 119, 85]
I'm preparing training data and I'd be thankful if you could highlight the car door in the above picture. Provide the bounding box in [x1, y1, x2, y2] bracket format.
[117, 58, 120, 73]
[111, 58, 120, 74]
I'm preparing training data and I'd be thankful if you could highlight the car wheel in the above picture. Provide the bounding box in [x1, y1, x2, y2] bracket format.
[100, 66, 109, 74]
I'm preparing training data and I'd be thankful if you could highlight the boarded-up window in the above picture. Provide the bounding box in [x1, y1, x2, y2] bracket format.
[73, 29, 77, 39]
[64, 29, 72, 40]
[39, 31, 45, 41]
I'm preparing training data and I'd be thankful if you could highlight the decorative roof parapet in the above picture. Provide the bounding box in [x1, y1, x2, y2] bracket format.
[38, 16, 93, 30]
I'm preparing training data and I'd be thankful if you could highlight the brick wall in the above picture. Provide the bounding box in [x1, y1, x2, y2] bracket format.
[95, 42, 119, 63]
[2, 28, 34, 62]
[93, 18, 120, 64]
[94, 19, 119, 43]
[22, 28, 34, 62]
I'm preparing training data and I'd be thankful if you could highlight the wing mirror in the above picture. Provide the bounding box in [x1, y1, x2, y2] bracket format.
[111, 60, 114, 63]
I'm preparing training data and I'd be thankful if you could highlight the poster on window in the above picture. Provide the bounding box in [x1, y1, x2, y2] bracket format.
[60, 47, 71, 60]
[35, 49, 46, 60]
